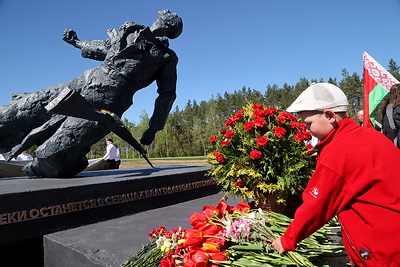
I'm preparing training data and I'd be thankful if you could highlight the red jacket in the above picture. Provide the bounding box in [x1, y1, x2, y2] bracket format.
[281, 118, 400, 266]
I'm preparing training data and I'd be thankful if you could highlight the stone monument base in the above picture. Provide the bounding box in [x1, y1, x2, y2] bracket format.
[43, 193, 233, 267]
[0, 165, 218, 266]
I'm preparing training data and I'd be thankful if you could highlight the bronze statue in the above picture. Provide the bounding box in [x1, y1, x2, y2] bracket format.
[0, 10, 182, 177]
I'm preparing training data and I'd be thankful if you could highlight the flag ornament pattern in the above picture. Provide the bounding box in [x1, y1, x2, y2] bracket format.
[363, 52, 399, 127]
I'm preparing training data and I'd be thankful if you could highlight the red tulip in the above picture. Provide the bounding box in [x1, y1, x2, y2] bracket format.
[184, 229, 203, 248]
[202, 242, 220, 253]
[209, 251, 227, 261]
[198, 251, 228, 267]
[215, 200, 235, 216]
[199, 223, 219, 236]
[190, 212, 208, 229]
[203, 236, 225, 248]
[215, 200, 228, 213]
[183, 249, 209, 267]
[202, 205, 218, 218]
[236, 202, 251, 213]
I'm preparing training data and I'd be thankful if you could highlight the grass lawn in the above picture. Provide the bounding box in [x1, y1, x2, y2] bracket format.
[119, 156, 210, 169]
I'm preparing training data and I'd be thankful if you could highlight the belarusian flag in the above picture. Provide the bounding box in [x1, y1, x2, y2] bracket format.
[363, 52, 399, 127]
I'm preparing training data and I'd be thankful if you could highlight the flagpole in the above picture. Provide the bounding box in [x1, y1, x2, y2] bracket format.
[363, 53, 373, 127]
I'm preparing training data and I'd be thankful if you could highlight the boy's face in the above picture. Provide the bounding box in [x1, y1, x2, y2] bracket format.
[298, 110, 335, 141]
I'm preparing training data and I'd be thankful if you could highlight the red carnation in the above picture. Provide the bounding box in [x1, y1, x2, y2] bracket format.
[160, 256, 175, 267]
[224, 118, 234, 128]
[302, 131, 312, 141]
[290, 121, 306, 131]
[234, 180, 246, 187]
[224, 130, 234, 139]
[220, 140, 231, 146]
[294, 132, 305, 143]
[250, 149, 262, 160]
[212, 151, 226, 163]
[209, 135, 218, 144]
[256, 136, 269, 147]
[273, 126, 286, 138]
[232, 110, 244, 121]
[253, 109, 265, 118]
[252, 104, 263, 110]
[254, 117, 266, 128]
[243, 122, 254, 131]
[276, 113, 288, 123]
[276, 112, 298, 123]
[306, 144, 314, 154]
[264, 107, 279, 116]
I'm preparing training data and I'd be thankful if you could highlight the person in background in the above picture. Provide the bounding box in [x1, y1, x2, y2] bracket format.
[16, 151, 33, 161]
[358, 109, 382, 132]
[382, 99, 397, 144]
[356, 110, 364, 125]
[271, 83, 400, 266]
[384, 83, 400, 148]
[102, 138, 119, 169]
[115, 145, 121, 169]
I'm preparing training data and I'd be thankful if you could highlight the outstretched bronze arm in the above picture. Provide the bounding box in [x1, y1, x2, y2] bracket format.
[63, 29, 109, 61]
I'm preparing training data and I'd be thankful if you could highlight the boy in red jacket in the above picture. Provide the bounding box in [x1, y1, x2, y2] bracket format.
[271, 83, 400, 266]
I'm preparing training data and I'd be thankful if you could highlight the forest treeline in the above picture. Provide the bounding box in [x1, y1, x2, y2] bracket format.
[89, 59, 400, 159]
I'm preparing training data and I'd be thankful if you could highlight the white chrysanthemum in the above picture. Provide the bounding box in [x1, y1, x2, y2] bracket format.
[156, 236, 168, 247]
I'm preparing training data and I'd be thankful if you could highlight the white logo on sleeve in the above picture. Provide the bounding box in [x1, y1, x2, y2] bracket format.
[309, 187, 319, 199]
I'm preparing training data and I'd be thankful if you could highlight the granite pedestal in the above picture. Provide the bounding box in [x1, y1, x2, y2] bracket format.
[0, 165, 218, 266]
[43, 193, 235, 267]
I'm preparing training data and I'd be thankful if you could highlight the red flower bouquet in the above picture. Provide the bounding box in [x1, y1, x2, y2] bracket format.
[207, 103, 316, 209]
[123, 201, 343, 267]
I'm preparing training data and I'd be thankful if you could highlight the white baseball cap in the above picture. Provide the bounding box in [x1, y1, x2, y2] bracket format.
[286, 83, 348, 112]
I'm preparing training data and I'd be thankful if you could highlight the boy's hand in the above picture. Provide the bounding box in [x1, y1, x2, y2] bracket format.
[271, 237, 286, 254]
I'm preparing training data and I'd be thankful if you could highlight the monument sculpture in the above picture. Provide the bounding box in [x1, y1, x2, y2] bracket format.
[0, 10, 183, 178]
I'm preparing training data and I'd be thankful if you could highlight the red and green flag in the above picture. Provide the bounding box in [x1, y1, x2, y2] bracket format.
[363, 52, 399, 128]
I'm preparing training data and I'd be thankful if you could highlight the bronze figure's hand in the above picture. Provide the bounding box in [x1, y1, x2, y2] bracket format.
[62, 29, 79, 45]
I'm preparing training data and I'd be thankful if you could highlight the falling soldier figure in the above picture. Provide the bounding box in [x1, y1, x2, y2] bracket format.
[0, 10, 182, 177]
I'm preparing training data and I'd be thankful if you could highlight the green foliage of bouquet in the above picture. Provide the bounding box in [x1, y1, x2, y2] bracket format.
[207, 103, 316, 207]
